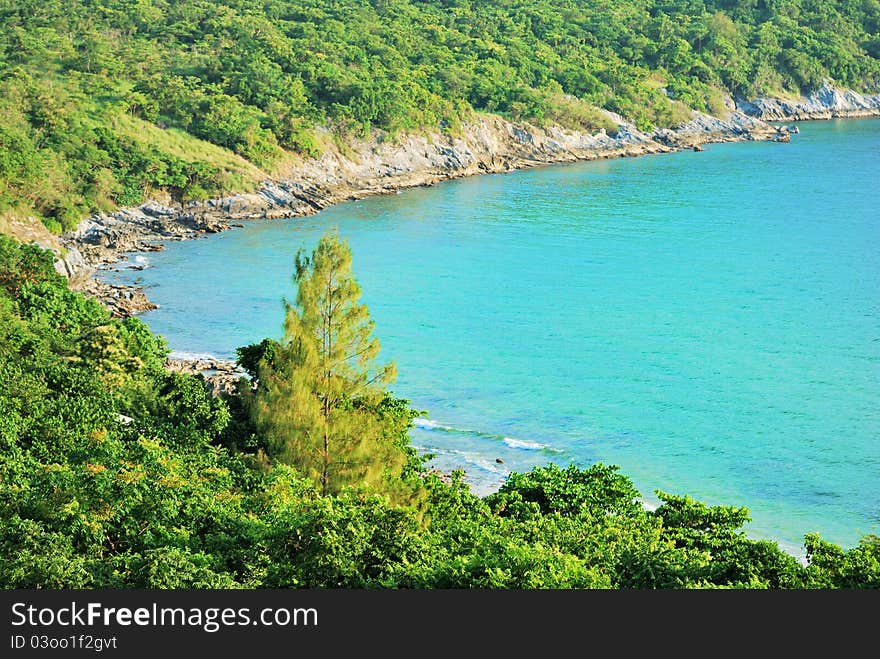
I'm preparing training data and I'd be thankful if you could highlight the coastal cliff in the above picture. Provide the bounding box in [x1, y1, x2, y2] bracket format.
[56, 107, 777, 315]
[737, 82, 880, 121]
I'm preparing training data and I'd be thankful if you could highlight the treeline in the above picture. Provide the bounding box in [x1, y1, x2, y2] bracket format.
[1, 232, 878, 589]
[1, 0, 879, 231]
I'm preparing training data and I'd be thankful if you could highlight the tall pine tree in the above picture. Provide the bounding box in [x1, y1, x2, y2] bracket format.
[252, 229, 404, 495]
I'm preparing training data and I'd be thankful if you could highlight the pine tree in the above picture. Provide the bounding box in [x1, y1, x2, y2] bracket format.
[252, 229, 404, 495]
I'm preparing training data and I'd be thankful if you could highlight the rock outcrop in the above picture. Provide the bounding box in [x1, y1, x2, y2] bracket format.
[1, 214, 91, 284]
[164, 355, 246, 397]
[737, 82, 880, 121]
[78, 278, 158, 318]
[650, 108, 773, 148]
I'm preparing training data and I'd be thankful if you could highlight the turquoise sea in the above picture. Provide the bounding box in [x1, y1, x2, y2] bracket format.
[109, 119, 880, 555]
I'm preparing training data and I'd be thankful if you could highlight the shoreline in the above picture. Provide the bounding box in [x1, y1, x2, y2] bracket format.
[56, 106, 783, 315]
[57, 90, 880, 315]
[46, 102, 878, 559]
[736, 82, 880, 122]
[47, 88, 880, 357]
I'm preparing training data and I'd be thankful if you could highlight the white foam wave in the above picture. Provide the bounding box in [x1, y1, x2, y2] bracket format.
[413, 417, 457, 432]
[134, 255, 150, 265]
[169, 350, 221, 362]
[414, 419, 562, 453]
[426, 447, 510, 478]
[471, 457, 510, 477]
[503, 437, 550, 451]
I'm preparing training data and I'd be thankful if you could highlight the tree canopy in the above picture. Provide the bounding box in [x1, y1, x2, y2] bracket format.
[2, 0, 879, 232]
[249, 230, 404, 495]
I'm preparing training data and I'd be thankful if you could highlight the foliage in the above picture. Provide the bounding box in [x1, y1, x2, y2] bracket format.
[800, 533, 880, 588]
[247, 230, 404, 496]
[487, 463, 644, 518]
[235, 338, 282, 380]
[0, 235, 877, 589]
[2, 0, 879, 231]
[0, 234, 64, 296]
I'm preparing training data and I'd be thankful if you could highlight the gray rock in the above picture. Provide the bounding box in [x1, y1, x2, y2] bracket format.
[737, 81, 880, 121]
[52, 245, 88, 279]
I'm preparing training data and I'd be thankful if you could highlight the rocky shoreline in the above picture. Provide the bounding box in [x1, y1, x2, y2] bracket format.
[57, 106, 780, 311]
[38, 84, 878, 378]
[736, 82, 880, 121]
[164, 355, 245, 396]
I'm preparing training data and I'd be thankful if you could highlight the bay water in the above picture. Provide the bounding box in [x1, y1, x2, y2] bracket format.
[109, 119, 880, 554]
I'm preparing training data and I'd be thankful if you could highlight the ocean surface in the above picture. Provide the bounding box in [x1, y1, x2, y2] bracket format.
[109, 119, 880, 555]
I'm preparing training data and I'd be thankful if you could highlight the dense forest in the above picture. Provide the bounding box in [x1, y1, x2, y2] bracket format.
[1, 233, 878, 589]
[1, 0, 879, 232]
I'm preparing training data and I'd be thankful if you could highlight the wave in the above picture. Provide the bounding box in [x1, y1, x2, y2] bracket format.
[108, 254, 151, 271]
[503, 437, 550, 451]
[412, 416, 563, 454]
[168, 350, 222, 362]
[412, 417, 460, 432]
[415, 446, 510, 479]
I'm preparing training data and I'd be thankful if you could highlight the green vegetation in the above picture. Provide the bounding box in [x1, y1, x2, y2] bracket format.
[2, 0, 879, 232]
[247, 230, 409, 496]
[2, 231, 878, 589]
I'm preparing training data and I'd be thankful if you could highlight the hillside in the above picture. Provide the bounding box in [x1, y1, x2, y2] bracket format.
[3, 232, 879, 589]
[2, 0, 879, 234]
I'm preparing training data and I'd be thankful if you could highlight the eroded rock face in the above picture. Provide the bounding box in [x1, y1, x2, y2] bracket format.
[52, 244, 88, 281]
[1, 213, 93, 284]
[737, 82, 880, 121]
[651, 108, 773, 148]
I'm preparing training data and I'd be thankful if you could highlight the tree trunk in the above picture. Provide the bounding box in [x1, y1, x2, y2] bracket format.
[322, 273, 333, 495]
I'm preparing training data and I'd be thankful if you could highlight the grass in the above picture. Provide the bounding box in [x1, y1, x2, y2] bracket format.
[110, 113, 266, 194]
[541, 94, 618, 134]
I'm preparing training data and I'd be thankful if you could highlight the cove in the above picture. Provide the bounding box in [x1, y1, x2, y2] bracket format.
[108, 118, 880, 555]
